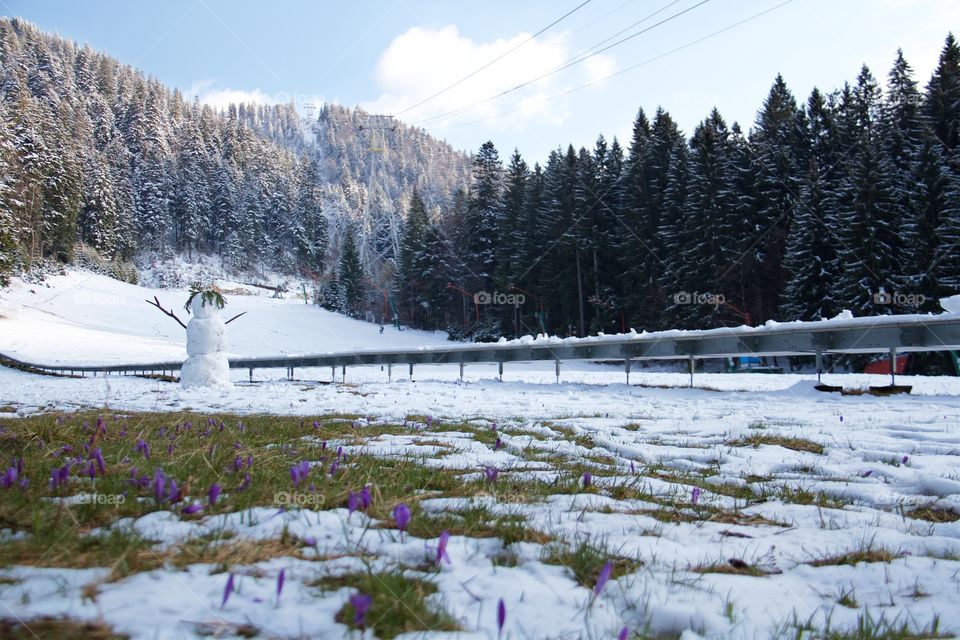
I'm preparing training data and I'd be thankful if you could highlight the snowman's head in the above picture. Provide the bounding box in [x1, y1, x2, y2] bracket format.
[185, 284, 226, 319]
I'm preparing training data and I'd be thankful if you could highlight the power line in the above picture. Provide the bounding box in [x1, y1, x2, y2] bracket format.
[411, 0, 711, 127]
[428, 0, 794, 132]
[392, 0, 593, 118]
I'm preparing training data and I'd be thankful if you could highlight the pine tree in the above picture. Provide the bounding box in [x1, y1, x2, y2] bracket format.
[836, 67, 901, 314]
[782, 88, 842, 320]
[465, 141, 503, 291]
[338, 225, 365, 316]
[924, 33, 960, 163]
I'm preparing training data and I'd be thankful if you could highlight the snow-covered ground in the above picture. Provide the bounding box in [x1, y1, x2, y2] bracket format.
[1, 270, 959, 639]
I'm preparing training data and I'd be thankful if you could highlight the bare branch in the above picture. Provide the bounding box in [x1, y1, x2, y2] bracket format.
[145, 296, 187, 329]
[224, 311, 248, 325]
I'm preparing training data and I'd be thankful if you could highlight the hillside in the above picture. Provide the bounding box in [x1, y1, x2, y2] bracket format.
[0, 18, 470, 288]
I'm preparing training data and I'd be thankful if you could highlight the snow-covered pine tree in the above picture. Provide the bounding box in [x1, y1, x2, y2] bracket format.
[836, 67, 901, 315]
[338, 224, 365, 316]
[782, 88, 842, 320]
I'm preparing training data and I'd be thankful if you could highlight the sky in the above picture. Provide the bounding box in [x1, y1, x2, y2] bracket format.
[3, 0, 958, 162]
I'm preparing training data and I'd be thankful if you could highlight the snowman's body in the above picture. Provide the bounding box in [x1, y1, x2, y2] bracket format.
[179, 296, 232, 388]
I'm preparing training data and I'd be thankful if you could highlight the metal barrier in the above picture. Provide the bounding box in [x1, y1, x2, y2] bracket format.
[3, 313, 959, 385]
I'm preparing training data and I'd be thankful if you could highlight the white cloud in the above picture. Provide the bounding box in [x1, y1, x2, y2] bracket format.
[361, 25, 616, 132]
[186, 80, 325, 114]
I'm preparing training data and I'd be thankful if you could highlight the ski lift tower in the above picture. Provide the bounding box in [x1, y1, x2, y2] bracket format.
[357, 114, 400, 267]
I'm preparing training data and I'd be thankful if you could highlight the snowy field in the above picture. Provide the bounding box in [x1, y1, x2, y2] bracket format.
[1, 270, 959, 639]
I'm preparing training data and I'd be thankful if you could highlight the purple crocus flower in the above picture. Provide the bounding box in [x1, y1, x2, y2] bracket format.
[96, 415, 106, 434]
[312, 420, 319, 429]
[630, 461, 636, 474]
[329, 461, 339, 476]
[862, 470, 873, 478]
[87, 460, 96, 480]
[336, 446, 343, 460]
[153, 468, 166, 503]
[583, 472, 592, 488]
[618, 627, 629, 640]
[181, 502, 203, 515]
[436, 530, 451, 565]
[594, 560, 613, 595]
[1, 466, 17, 488]
[497, 598, 506, 638]
[691, 486, 702, 505]
[167, 478, 181, 503]
[208, 483, 222, 507]
[393, 503, 411, 531]
[92, 448, 106, 474]
[277, 568, 285, 601]
[347, 491, 360, 514]
[426, 415, 433, 428]
[222, 573, 235, 609]
[350, 593, 372, 627]
[494, 437, 502, 451]
[902, 455, 909, 465]
[238, 472, 252, 491]
[360, 485, 372, 510]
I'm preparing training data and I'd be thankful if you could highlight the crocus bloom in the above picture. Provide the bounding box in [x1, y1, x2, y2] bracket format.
[902, 455, 909, 465]
[497, 598, 506, 637]
[436, 530, 451, 565]
[393, 503, 411, 531]
[277, 568, 285, 600]
[494, 437, 502, 451]
[862, 470, 873, 478]
[359, 485, 372, 510]
[350, 593, 372, 627]
[594, 560, 613, 595]
[208, 483, 222, 507]
[618, 627, 629, 640]
[485, 467, 498, 483]
[347, 491, 360, 514]
[630, 461, 636, 474]
[691, 487, 702, 505]
[92, 448, 106, 474]
[329, 461, 339, 476]
[222, 573, 235, 609]
[583, 472, 592, 488]
[181, 502, 203, 515]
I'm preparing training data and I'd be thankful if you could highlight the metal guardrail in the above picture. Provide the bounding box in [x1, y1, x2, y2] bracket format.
[2, 313, 959, 383]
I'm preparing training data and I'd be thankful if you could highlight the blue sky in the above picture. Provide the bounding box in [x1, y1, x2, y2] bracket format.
[4, 0, 958, 162]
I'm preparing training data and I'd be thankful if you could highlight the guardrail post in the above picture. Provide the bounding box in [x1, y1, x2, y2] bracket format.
[331, 365, 336, 382]
[498, 361, 503, 382]
[459, 361, 464, 381]
[387, 363, 392, 382]
[409, 363, 414, 380]
[555, 359, 560, 383]
[688, 356, 695, 388]
[890, 347, 897, 386]
[342, 364, 346, 382]
[625, 358, 631, 385]
[815, 349, 823, 382]
[248, 367, 253, 383]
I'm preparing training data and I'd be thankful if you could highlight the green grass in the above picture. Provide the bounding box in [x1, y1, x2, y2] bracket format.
[541, 537, 642, 588]
[314, 569, 459, 639]
[808, 541, 905, 567]
[0, 617, 128, 639]
[726, 433, 824, 455]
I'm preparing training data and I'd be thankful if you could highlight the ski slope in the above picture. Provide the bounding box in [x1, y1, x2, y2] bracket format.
[0, 270, 450, 365]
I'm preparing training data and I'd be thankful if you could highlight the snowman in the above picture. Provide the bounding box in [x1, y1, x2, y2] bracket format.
[179, 286, 232, 388]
